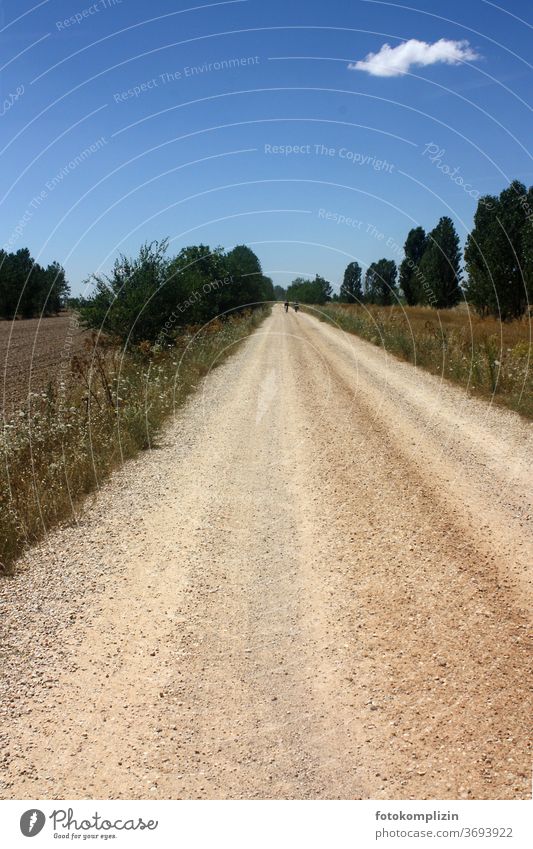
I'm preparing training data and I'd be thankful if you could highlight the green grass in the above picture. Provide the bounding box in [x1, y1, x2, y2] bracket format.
[0, 308, 269, 571]
[309, 304, 533, 418]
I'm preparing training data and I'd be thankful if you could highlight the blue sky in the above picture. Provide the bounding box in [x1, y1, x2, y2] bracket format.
[1, 0, 532, 293]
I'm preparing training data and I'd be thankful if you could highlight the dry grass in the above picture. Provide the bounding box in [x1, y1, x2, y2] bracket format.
[0, 308, 269, 571]
[312, 304, 533, 418]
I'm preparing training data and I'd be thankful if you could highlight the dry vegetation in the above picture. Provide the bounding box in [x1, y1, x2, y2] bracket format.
[0, 308, 269, 570]
[313, 304, 533, 418]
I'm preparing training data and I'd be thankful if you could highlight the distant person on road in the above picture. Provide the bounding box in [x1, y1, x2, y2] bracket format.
[293, 302, 299, 313]
[284, 300, 289, 313]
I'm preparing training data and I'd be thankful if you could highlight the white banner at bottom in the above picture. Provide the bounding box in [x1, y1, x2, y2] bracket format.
[1, 799, 531, 848]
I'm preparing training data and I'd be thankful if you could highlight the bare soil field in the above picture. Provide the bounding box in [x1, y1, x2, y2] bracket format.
[0, 313, 89, 414]
[317, 304, 533, 418]
[0, 305, 531, 800]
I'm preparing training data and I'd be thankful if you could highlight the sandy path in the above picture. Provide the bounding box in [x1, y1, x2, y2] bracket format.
[0, 305, 531, 799]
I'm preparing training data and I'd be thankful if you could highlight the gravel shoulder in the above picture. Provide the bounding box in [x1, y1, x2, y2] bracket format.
[0, 305, 531, 799]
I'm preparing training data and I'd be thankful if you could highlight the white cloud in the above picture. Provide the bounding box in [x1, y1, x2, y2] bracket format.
[349, 38, 479, 77]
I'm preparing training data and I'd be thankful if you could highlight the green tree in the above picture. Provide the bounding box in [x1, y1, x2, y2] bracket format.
[286, 277, 312, 302]
[1, 248, 33, 318]
[168, 244, 229, 323]
[80, 240, 171, 343]
[287, 274, 332, 304]
[262, 276, 275, 302]
[273, 285, 287, 301]
[0, 249, 70, 318]
[399, 227, 427, 305]
[32, 262, 70, 315]
[226, 245, 273, 307]
[522, 187, 533, 308]
[17, 250, 42, 318]
[80, 241, 271, 342]
[42, 262, 69, 314]
[419, 217, 462, 308]
[339, 261, 362, 303]
[463, 197, 498, 316]
[315, 274, 333, 302]
[364, 259, 397, 305]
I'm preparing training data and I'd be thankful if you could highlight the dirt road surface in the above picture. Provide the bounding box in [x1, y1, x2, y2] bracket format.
[1, 305, 531, 799]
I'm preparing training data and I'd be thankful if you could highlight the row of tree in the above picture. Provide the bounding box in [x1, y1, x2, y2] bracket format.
[282, 180, 532, 318]
[336, 215, 463, 309]
[398, 180, 533, 317]
[4, 179, 531, 323]
[0, 248, 69, 318]
[275, 216, 461, 310]
[286, 275, 333, 304]
[399, 216, 462, 309]
[80, 241, 274, 343]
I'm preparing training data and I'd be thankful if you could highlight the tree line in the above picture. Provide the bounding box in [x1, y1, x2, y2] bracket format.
[285, 275, 333, 304]
[80, 241, 274, 343]
[278, 180, 533, 319]
[4, 179, 531, 324]
[0, 248, 69, 318]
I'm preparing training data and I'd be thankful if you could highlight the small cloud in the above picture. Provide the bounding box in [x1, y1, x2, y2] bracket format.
[349, 38, 479, 77]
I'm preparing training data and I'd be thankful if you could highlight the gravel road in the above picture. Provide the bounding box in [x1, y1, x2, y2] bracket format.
[1, 305, 531, 800]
